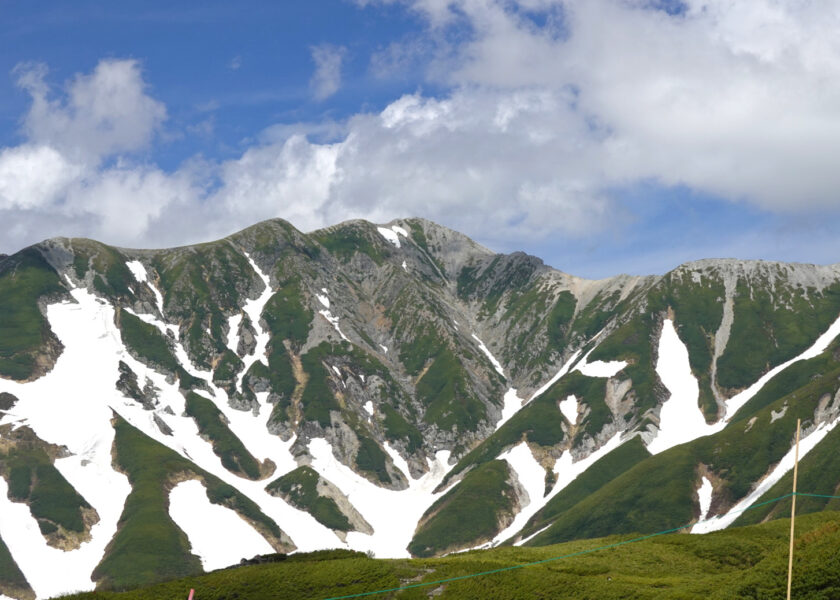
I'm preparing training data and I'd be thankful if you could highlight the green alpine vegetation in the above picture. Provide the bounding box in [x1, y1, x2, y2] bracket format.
[70, 241, 135, 301]
[514, 436, 651, 543]
[62, 511, 840, 600]
[522, 340, 840, 548]
[183, 392, 266, 480]
[116, 310, 203, 390]
[151, 240, 257, 370]
[0, 248, 64, 381]
[266, 467, 352, 532]
[410, 460, 519, 558]
[441, 370, 607, 488]
[716, 277, 840, 391]
[0, 425, 95, 546]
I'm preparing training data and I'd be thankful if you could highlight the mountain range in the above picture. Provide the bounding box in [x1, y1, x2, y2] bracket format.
[1, 217, 839, 599]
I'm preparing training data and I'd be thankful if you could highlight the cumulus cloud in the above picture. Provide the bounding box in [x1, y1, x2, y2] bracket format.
[384, 0, 840, 211]
[15, 59, 166, 163]
[310, 44, 346, 101]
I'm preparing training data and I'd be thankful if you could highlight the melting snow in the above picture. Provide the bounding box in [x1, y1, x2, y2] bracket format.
[471, 334, 505, 377]
[316, 293, 330, 309]
[169, 479, 274, 570]
[574, 347, 627, 378]
[235, 253, 274, 391]
[308, 438, 451, 557]
[495, 388, 524, 430]
[226, 313, 243, 354]
[363, 401, 374, 416]
[401, 260, 407, 272]
[692, 418, 839, 533]
[319, 309, 350, 342]
[0, 286, 135, 598]
[723, 310, 840, 420]
[494, 432, 626, 546]
[697, 477, 713, 521]
[125, 260, 148, 283]
[493, 443, 546, 544]
[377, 225, 408, 248]
[647, 319, 716, 454]
[558, 395, 579, 425]
[379, 344, 388, 353]
[515, 525, 550, 546]
[377, 227, 401, 248]
[0, 276, 343, 594]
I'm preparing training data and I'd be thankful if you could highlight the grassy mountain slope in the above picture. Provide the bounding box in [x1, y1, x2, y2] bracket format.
[62, 511, 840, 600]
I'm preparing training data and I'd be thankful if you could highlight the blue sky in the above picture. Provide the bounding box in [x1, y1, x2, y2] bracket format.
[2, 0, 840, 278]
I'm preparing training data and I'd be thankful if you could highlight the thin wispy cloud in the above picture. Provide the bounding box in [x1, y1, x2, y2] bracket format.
[309, 44, 346, 101]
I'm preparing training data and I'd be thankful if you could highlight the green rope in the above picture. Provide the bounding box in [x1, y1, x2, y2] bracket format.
[795, 492, 840, 500]
[321, 492, 797, 600]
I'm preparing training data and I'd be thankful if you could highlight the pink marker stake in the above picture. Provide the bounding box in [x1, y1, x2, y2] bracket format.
[188, 589, 195, 600]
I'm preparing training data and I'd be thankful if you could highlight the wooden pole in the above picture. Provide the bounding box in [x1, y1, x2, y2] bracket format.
[786, 418, 801, 600]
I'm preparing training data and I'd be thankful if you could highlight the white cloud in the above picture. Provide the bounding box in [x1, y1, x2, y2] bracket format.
[383, 0, 840, 211]
[16, 59, 166, 163]
[0, 145, 81, 210]
[310, 44, 346, 101]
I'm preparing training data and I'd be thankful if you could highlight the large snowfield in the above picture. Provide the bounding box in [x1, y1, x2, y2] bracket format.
[1, 258, 840, 598]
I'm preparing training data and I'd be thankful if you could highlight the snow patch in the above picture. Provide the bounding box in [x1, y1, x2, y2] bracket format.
[392, 225, 408, 237]
[235, 253, 274, 391]
[471, 334, 505, 377]
[377, 227, 401, 248]
[316, 293, 330, 309]
[493, 432, 626, 546]
[647, 319, 716, 454]
[401, 260, 407, 272]
[379, 344, 388, 353]
[363, 401, 374, 416]
[308, 438, 451, 558]
[697, 477, 713, 521]
[125, 260, 147, 283]
[226, 313, 243, 354]
[169, 479, 274, 571]
[320, 309, 350, 342]
[574, 347, 627, 378]
[495, 388, 523, 430]
[558, 395, 579, 425]
[493, 443, 546, 544]
[515, 525, 550, 546]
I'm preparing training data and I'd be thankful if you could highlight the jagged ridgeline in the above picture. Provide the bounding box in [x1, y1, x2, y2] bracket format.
[1, 217, 840, 599]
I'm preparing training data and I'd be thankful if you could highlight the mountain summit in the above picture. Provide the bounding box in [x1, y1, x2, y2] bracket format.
[1, 218, 840, 599]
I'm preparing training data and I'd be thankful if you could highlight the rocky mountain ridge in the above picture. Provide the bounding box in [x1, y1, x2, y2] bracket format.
[1, 217, 840, 598]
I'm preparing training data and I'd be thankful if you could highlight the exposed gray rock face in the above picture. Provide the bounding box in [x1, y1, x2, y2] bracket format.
[115, 361, 159, 410]
[237, 314, 258, 357]
[153, 413, 174, 436]
[0, 392, 18, 412]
